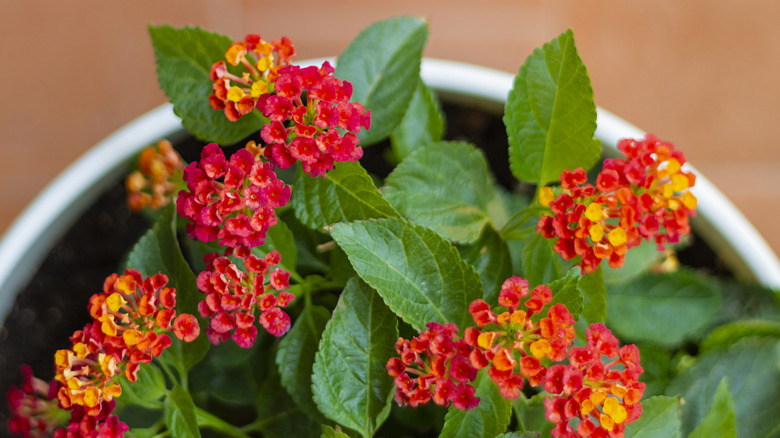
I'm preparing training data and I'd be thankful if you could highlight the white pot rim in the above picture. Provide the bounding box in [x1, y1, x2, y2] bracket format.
[1, 58, 778, 323]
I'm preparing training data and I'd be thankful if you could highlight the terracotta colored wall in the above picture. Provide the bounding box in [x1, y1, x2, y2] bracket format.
[2, 1, 779, 261]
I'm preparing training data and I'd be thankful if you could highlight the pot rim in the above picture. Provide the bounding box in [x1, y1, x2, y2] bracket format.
[1, 58, 777, 323]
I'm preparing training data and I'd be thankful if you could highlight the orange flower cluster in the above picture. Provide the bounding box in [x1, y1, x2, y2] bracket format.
[465, 276, 576, 399]
[125, 139, 185, 212]
[54, 270, 199, 416]
[387, 275, 644, 438]
[209, 34, 295, 121]
[537, 134, 697, 273]
[542, 324, 645, 437]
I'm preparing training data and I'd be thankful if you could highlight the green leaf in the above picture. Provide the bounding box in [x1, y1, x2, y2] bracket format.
[311, 278, 398, 438]
[504, 29, 600, 186]
[118, 365, 166, 408]
[149, 25, 264, 145]
[276, 304, 331, 421]
[512, 394, 553, 436]
[390, 78, 446, 159]
[190, 360, 257, 405]
[688, 378, 736, 438]
[602, 240, 663, 284]
[606, 269, 721, 347]
[164, 387, 201, 438]
[531, 267, 583, 323]
[636, 343, 672, 398]
[125, 204, 199, 315]
[623, 396, 682, 438]
[330, 218, 483, 331]
[665, 337, 780, 438]
[439, 369, 512, 438]
[700, 319, 780, 353]
[487, 186, 529, 232]
[254, 364, 320, 438]
[321, 425, 351, 438]
[383, 141, 496, 243]
[517, 231, 574, 287]
[457, 225, 513, 306]
[499, 205, 548, 241]
[579, 266, 606, 323]
[125, 427, 158, 438]
[336, 16, 428, 146]
[293, 161, 399, 230]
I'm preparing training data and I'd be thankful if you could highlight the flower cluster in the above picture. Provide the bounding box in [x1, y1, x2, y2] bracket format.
[257, 61, 369, 177]
[386, 322, 480, 410]
[209, 33, 295, 121]
[50, 402, 128, 438]
[543, 324, 645, 437]
[196, 248, 294, 347]
[54, 271, 199, 418]
[177, 141, 297, 347]
[536, 134, 697, 273]
[7, 365, 67, 437]
[125, 139, 185, 212]
[465, 276, 576, 399]
[210, 33, 370, 177]
[177, 142, 291, 248]
[386, 275, 644, 438]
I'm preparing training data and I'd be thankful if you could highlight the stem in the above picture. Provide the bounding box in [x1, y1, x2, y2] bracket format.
[195, 407, 254, 438]
[156, 358, 180, 388]
[289, 269, 305, 285]
[240, 407, 299, 434]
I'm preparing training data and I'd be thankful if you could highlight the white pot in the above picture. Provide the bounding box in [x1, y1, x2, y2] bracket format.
[1, 59, 778, 324]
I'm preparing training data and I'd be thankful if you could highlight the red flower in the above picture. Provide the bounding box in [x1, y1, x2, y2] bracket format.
[196, 248, 294, 345]
[7, 365, 66, 437]
[177, 142, 290, 249]
[387, 322, 480, 410]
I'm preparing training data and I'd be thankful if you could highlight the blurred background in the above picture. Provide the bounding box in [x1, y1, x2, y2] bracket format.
[1, 0, 779, 257]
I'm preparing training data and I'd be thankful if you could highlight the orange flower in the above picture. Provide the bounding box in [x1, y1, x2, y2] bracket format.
[536, 134, 697, 273]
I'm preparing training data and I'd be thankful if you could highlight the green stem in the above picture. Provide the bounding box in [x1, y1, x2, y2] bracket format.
[156, 358, 181, 388]
[195, 407, 254, 438]
[289, 269, 305, 284]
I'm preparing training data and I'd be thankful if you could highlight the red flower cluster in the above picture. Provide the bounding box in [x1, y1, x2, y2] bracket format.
[543, 324, 645, 438]
[257, 61, 369, 177]
[536, 134, 697, 273]
[209, 33, 370, 177]
[209, 34, 295, 121]
[54, 271, 199, 416]
[466, 276, 576, 399]
[51, 402, 128, 438]
[196, 248, 294, 347]
[177, 142, 291, 247]
[7, 365, 67, 437]
[125, 139, 185, 212]
[386, 275, 644, 438]
[386, 322, 480, 410]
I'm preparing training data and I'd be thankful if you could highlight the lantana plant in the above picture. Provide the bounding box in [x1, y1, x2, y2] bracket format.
[8, 16, 780, 438]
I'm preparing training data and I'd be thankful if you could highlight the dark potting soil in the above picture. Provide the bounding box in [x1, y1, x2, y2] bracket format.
[0, 102, 728, 432]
